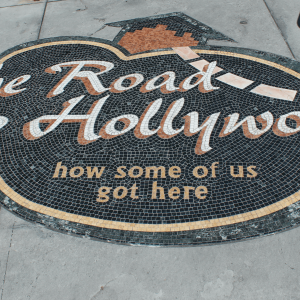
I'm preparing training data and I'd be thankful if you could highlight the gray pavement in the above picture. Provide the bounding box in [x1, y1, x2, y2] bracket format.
[264, 0, 300, 60]
[2, 208, 300, 300]
[1, 0, 300, 299]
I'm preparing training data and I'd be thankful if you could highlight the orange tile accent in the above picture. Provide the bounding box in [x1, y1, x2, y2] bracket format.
[118, 25, 198, 54]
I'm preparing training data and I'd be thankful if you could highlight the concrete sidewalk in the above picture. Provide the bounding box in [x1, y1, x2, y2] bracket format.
[1, 0, 300, 299]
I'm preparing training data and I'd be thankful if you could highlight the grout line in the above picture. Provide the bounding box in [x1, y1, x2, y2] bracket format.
[0, 221, 15, 300]
[0, 0, 65, 8]
[0, 2, 44, 9]
[38, 0, 48, 40]
[262, 0, 296, 59]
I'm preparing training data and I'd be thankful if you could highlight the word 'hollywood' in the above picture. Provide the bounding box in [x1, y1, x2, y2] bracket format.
[0, 60, 299, 155]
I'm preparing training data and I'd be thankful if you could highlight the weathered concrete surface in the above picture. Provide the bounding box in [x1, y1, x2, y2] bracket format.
[1, 0, 300, 299]
[0, 3, 44, 53]
[39, 0, 293, 58]
[0, 208, 14, 298]
[264, 0, 300, 60]
[0, 0, 46, 9]
[0, 0, 63, 7]
[1, 208, 300, 300]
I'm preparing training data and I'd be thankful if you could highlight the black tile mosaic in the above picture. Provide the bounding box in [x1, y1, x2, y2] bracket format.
[0, 13, 300, 246]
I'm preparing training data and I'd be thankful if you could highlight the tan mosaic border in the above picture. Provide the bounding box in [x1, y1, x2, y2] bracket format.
[1, 176, 300, 232]
[1, 40, 300, 232]
[1, 41, 300, 79]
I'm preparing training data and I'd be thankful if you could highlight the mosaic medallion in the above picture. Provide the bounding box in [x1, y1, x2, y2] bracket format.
[1, 12, 300, 245]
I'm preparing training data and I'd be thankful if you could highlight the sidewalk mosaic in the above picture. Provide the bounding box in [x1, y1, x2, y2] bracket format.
[1, 13, 300, 246]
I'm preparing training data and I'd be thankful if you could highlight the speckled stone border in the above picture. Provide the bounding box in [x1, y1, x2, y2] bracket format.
[2, 189, 300, 246]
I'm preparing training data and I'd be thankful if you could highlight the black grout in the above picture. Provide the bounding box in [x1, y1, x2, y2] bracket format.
[262, 0, 296, 59]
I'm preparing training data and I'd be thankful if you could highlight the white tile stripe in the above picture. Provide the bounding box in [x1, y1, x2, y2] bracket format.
[172, 46, 199, 60]
[250, 84, 297, 101]
[173, 46, 298, 101]
[216, 73, 254, 89]
[190, 60, 223, 74]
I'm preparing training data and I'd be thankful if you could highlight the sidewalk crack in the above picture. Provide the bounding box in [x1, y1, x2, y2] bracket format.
[0, 221, 15, 300]
[262, 0, 296, 59]
[89, 25, 106, 37]
[37, 0, 48, 39]
[76, 0, 87, 12]
[90, 275, 124, 300]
